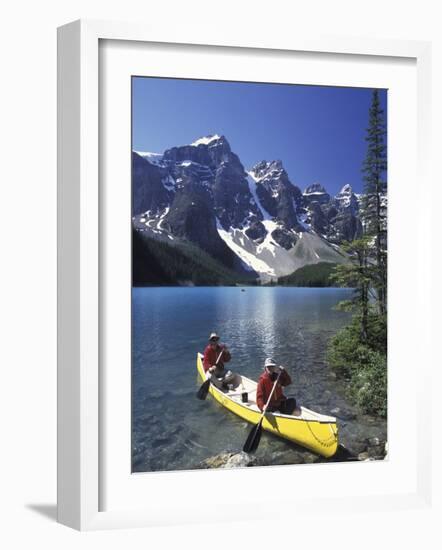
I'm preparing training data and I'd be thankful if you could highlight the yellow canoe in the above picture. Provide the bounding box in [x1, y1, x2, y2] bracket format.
[197, 353, 338, 458]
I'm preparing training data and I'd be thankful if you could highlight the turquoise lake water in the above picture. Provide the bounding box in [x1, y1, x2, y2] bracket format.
[132, 286, 385, 472]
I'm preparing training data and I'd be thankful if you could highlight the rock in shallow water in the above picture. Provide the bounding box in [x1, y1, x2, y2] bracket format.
[302, 452, 321, 464]
[357, 451, 370, 461]
[333, 408, 356, 421]
[367, 446, 385, 459]
[197, 448, 323, 469]
[366, 438, 387, 459]
[224, 452, 259, 468]
[343, 440, 369, 456]
[197, 451, 258, 469]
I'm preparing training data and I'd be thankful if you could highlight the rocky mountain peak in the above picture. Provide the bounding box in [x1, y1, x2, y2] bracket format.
[191, 134, 232, 157]
[337, 183, 353, 195]
[304, 183, 328, 196]
[248, 160, 303, 234]
[334, 183, 359, 214]
[162, 134, 234, 169]
[303, 183, 330, 207]
[250, 160, 285, 181]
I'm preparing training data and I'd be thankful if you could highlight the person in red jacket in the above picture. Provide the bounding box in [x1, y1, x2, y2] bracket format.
[256, 358, 298, 415]
[203, 332, 237, 390]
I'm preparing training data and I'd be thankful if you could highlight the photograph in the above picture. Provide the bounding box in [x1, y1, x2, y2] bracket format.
[131, 76, 388, 473]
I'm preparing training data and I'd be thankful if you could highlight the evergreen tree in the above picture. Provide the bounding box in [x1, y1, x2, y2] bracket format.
[361, 89, 388, 314]
[326, 91, 388, 417]
[331, 238, 377, 342]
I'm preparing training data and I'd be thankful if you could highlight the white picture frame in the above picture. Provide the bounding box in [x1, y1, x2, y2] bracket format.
[57, 19, 433, 531]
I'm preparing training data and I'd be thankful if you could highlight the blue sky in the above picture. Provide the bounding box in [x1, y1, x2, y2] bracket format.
[132, 77, 387, 196]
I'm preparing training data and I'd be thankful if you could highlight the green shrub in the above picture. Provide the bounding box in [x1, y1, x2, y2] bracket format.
[327, 314, 387, 418]
[349, 347, 387, 417]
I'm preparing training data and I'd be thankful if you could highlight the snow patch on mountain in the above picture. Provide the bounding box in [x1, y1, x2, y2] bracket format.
[162, 175, 175, 191]
[191, 134, 221, 147]
[215, 218, 346, 281]
[135, 151, 164, 166]
[297, 210, 311, 231]
[157, 207, 170, 230]
[216, 220, 276, 276]
[246, 173, 272, 220]
[257, 220, 279, 257]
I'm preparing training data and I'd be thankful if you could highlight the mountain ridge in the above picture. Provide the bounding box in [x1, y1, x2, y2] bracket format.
[133, 135, 365, 283]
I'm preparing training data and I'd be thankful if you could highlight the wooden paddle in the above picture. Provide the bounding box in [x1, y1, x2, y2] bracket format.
[243, 371, 281, 453]
[196, 349, 225, 400]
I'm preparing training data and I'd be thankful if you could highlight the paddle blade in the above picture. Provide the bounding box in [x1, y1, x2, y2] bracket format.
[243, 420, 263, 453]
[196, 379, 211, 400]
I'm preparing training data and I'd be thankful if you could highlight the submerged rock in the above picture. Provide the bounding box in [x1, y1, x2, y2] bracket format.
[366, 438, 387, 460]
[331, 407, 356, 420]
[244, 448, 319, 467]
[356, 437, 387, 461]
[357, 451, 370, 461]
[302, 452, 321, 464]
[367, 446, 385, 459]
[198, 451, 258, 469]
[343, 440, 368, 456]
[259, 450, 306, 466]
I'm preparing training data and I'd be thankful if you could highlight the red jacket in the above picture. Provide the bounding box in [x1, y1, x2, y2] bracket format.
[256, 369, 292, 411]
[203, 344, 231, 372]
